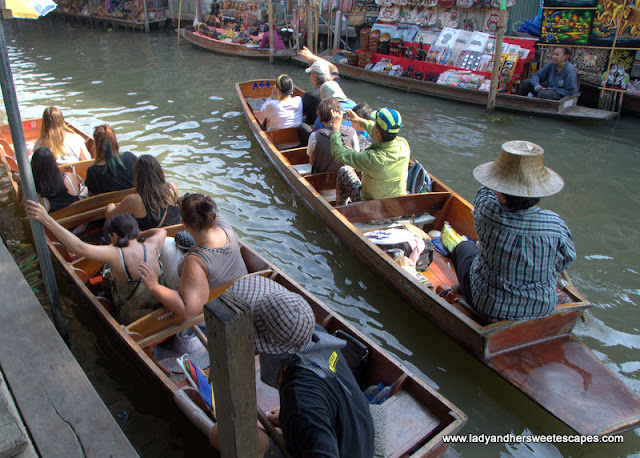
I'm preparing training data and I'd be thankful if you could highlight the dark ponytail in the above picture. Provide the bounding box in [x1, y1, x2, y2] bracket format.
[104, 213, 140, 247]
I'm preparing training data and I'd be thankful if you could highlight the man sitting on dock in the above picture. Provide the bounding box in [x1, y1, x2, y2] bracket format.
[232, 275, 375, 457]
[445, 141, 577, 321]
[329, 107, 410, 206]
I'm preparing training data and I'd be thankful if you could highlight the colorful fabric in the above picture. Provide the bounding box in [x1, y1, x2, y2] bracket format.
[178, 355, 216, 417]
[470, 187, 576, 320]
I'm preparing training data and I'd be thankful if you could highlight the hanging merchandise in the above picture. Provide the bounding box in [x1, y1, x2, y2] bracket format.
[422, 0, 439, 8]
[457, 0, 473, 8]
[378, 5, 401, 22]
[439, 8, 461, 29]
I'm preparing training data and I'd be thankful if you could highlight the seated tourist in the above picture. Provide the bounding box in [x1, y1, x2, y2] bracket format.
[312, 81, 356, 131]
[24, 201, 166, 325]
[105, 154, 181, 230]
[329, 107, 410, 205]
[208, 276, 374, 457]
[298, 56, 334, 146]
[85, 124, 136, 195]
[307, 98, 357, 174]
[34, 106, 91, 164]
[138, 193, 248, 321]
[351, 102, 373, 150]
[446, 141, 576, 321]
[17, 147, 86, 212]
[260, 74, 303, 131]
[517, 47, 578, 100]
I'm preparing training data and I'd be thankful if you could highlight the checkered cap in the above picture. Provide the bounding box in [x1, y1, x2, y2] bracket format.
[371, 108, 402, 134]
[230, 276, 315, 355]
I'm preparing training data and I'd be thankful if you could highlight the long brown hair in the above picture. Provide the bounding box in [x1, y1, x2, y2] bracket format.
[93, 125, 125, 175]
[38, 107, 76, 160]
[134, 155, 177, 215]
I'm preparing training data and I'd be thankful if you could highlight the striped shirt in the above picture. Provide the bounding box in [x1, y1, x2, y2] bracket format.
[470, 187, 576, 320]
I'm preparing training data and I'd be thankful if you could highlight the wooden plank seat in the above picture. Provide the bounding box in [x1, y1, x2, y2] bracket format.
[280, 146, 308, 166]
[126, 269, 274, 349]
[50, 188, 135, 228]
[267, 127, 301, 151]
[318, 188, 337, 203]
[59, 159, 93, 180]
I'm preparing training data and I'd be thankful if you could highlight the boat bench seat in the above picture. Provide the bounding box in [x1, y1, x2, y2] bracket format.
[318, 188, 337, 203]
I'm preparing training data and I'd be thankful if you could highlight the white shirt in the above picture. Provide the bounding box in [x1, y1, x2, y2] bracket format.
[260, 96, 303, 130]
[34, 132, 90, 164]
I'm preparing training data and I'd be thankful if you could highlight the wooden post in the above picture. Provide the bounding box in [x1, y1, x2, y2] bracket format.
[177, 0, 182, 43]
[204, 292, 259, 458]
[306, 0, 313, 50]
[486, 1, 507, 112]
[268, 0, 274, 63]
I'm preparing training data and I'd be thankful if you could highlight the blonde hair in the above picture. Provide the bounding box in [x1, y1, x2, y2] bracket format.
[38, 107, 76, 160]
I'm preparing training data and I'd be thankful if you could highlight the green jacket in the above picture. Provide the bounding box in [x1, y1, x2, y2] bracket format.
[330, 119, 410, 201]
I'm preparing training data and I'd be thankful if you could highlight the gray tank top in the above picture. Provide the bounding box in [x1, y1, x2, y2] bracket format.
[177, 218, 248, 288]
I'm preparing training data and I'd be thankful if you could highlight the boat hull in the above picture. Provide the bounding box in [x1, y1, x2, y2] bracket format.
[298, 56, 618, 120]
[236, 79, 640, 435]
[181, 27, 293, 59]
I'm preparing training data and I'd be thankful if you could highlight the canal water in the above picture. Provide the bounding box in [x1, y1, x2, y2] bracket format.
[2, 18, 639, 457]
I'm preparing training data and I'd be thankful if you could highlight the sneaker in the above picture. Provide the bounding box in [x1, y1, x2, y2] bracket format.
[527, 92, 534, 97]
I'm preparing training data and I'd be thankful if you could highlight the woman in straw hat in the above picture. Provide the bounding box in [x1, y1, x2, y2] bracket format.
[443, 141, 576, 321]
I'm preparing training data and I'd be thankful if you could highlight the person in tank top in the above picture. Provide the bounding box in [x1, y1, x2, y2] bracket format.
[139, 193, 248, 321]
[105, 154, 181, 230]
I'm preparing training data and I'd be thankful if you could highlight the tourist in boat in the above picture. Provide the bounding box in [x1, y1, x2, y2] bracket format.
[259, 74, 303, 131]
[352, 102, 373, 150]
[307, 98, 356, 174]
[299, 54, 334, 145]
[299, 45, 340, 83]
[33, 106, 91, 164]
[105, 154, 181, 230]
[85, 124, 136, 195]
[138, 193, 248, 321]
[208, 275, 374, 457]
[444, 141, 576, 321]
[517, 47, 578, 100]
[329, 107, 410, 205]
[24, 201, 166, 325]
[312, 81, 357, 131]
[16, 147, 86, 212]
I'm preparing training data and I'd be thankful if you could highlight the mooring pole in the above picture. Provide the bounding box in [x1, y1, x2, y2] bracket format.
[0, 20, 68, 343]
[204, 292, 259, 457]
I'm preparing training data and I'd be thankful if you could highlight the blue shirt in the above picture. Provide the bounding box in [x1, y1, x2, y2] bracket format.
[530, 61, 578, 97]
[470, 187, 576, 320]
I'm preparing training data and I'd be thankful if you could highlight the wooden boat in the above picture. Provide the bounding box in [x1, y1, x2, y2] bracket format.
[35, 190, 466, 457]
[292, 54, 618, 121]
[181, 27, 294, 59]
[0, 118, 95, 195]
[237, 79, 640, 436]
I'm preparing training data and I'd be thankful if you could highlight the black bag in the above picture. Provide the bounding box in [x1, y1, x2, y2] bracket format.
[334, 330, 369, 382]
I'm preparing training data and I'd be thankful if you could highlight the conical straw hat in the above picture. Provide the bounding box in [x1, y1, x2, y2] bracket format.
[473, 141, 565, 198]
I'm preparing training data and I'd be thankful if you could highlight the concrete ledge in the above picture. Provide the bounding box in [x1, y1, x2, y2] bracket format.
[0, 240, 138, 457]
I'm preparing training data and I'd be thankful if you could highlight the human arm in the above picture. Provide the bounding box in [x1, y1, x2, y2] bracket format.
[139, 255, 209, 320]
[530, 63, 552, 92]
[299, 46, 339, 75]
[24, 200, 117, 262]
[555, 65, 578, 97]
[307, 132, 317, 165]
[138, 227, 167, 252]
[556, 225, 576, 272]
[105, 193, 146, 219]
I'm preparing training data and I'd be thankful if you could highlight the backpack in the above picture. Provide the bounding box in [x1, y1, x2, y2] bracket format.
[406, 160, 432, 194]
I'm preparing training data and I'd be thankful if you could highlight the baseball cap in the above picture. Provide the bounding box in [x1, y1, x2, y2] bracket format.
[305, 60, 331, 76]
[371, 108, 402, 134]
